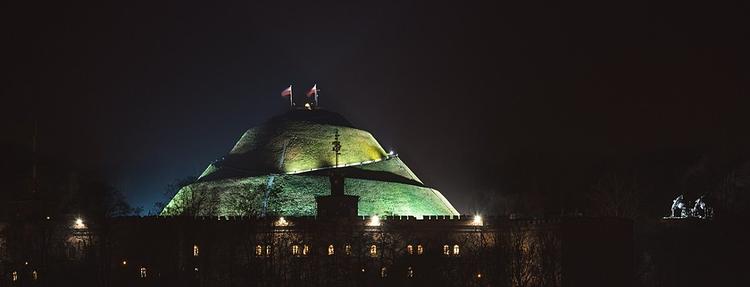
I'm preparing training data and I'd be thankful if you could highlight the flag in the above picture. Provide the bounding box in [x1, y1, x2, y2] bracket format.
[306, 84, 318, 97]
[281, 85, 292, 97]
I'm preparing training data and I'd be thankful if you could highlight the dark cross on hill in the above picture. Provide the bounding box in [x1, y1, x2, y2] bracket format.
[332, 129, 342, 167]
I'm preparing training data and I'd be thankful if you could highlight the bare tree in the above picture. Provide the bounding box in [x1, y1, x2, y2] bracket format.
[589, 173, 641, 219]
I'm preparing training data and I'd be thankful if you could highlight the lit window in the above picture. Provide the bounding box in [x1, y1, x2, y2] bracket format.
[327, 244, 335, 256]
[407, 267, 414, 278]
[453, 245, 460, 256]
[302, 245, 309, 256]
[265, 245, 272, 256]
[12, 271, 18, 282]
[443, 245, 450, 256]
[292, 245, 300, 256]
[139, 267, 147, 278]
[345, 244, 352, 255]
[255, 245, 263, 256]
[406, 244, 413, 255]
[32, 270, 38, 280]
[193, 245, 200, 257]
[380, 267, 388, 278]
[417, 244, 423, 255]
[369, 245, 377, 257]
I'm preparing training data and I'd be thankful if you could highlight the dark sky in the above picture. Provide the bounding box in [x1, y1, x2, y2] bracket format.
[2, 0, 748, 214]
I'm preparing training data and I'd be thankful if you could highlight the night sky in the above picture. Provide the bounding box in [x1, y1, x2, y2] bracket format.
[2, 0, 748, 214]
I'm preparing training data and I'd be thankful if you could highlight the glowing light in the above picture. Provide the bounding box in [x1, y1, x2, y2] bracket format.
[45, 216, 50, 220]
[477, 273, 482, 278]
[12, 271, 17, 282]
[139, 267, 147, 278]
[24, 261, 28, 265]
[74, 218, 85, 229]
[367, 215, 381, 226]
[327, 244, 335, 256]
[193, 245, 200, 256]
[472, 215, 483, 226]
[32, 270, 38, 280]
[292, 245, 300, 256]
[275, 217, 289, 226]
[122, 260, 127, 266]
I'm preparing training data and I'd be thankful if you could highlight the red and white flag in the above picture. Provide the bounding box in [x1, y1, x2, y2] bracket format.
[306, 84, 318, 97]
[281, 85, 292, 97]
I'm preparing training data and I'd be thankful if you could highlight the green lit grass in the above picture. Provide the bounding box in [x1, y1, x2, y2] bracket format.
[162, 173, 458, 218]
[163, 109, 459, 218]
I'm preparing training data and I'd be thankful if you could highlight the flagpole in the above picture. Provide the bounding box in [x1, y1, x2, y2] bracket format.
[289, 85, 293, 108]
[314, 85, 319, 107]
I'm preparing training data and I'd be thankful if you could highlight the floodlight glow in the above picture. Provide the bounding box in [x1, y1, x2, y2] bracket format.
[275, 217, 289, 226]
[472, 215, 483, 226]
[367, 215, 381, 226]
[74, 218, 85, 229]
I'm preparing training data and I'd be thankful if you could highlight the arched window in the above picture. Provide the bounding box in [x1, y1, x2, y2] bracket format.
[443, 245, 450, 256]
[380, 267, 388, 278]
[406, 244, 413, 255]
[193, 245, 199, 257]
[417, 244, 424, 255]
[12, 271, 17, 282]
[255, 245, 263, 256]
[291, 245, 300, 256]
[32, 270, 38, 281]
[453, 244, 460, 256]
[407, 266, 414, 278]
[327, 244, 335, 256]
[265, 245, 272, 256]
[369, 244, 378, 257]
[139, 267, 147, 278]
[302, 245, 309, 256]
[345, 244, 352, 255]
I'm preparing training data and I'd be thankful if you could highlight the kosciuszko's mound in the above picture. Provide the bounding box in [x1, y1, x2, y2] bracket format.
[162, 109, 459, 217]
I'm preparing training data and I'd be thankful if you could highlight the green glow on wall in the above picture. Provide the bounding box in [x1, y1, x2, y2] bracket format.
[161, 109, 459, 217]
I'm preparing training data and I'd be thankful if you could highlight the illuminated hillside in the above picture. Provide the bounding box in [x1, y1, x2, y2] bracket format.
[162, 109, 459, 217]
